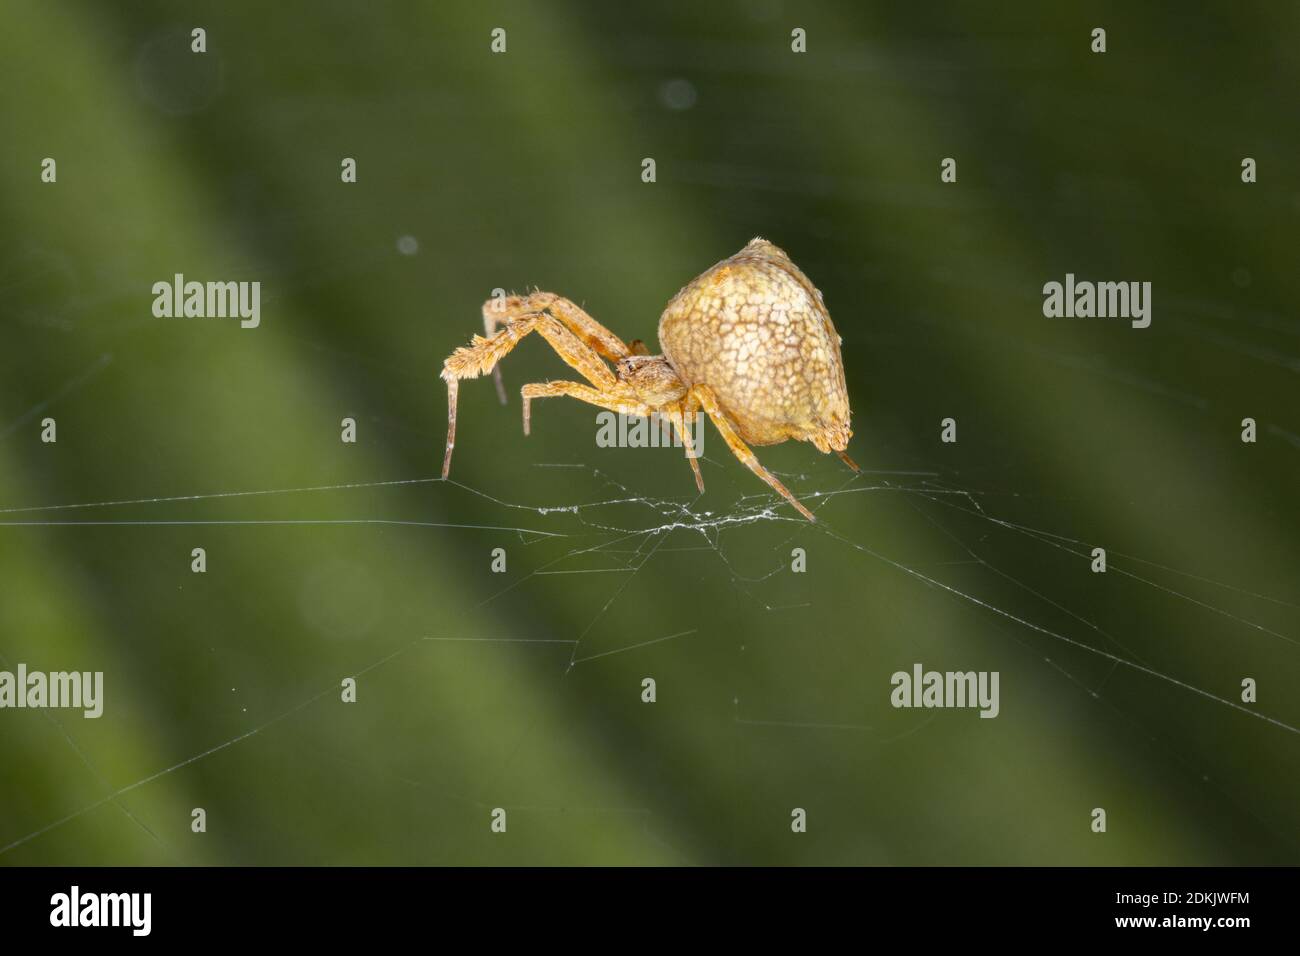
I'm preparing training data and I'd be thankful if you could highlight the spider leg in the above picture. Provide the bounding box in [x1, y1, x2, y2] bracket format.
[484, 293, 634, 403]
[441, 313, 617, 478]
[519, 380, 646, 436]
[442, 376, 460, 479]
[483, 302, 509, 405]
[688, 384, 816, 522]
[676, 393, 707, 493]
[666, 405, 705, 493]
[531, 294, 635, 361]
[521, 384, 705, 498]
[836, 449, 861, 472]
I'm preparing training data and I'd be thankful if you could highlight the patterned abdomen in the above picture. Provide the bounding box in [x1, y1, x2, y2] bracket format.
[658, 238, 852, 449]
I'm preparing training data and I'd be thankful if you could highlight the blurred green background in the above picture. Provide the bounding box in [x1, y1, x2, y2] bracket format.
[1, 0, 1297, 865]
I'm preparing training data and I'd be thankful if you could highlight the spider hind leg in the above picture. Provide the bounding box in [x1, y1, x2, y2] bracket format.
[689, 384, 816, 522]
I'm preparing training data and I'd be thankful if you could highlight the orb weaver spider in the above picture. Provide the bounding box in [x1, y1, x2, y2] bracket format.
[440, 237, 857, 521]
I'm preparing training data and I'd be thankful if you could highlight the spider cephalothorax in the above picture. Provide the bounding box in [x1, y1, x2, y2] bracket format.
[615, 355, 688, 405]
[440, 238, 857, 521]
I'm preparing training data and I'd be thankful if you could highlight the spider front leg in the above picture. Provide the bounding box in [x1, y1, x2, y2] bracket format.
[519, 383, 704, 496]
[441, 313, 618, 478]
[688, 384, 816, 522]
[484, 293, 634, 404]
[520, 381, 649, 437]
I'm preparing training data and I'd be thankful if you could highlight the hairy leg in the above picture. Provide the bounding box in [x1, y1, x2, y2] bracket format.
[519, 380, 648, 437]
[484, 293, 633, 402]
[666, 404, 705, 493]
[442, 376, 460, 479]
[441, 313, 618, 477]
[688, 384, 816, 522]
[677, 392, 707, 492]
[521, 385, 705, 497]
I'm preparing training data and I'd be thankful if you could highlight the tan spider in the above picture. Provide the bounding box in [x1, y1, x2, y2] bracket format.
[440, 237, 857, 521]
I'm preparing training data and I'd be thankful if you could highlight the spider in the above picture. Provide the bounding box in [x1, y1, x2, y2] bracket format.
[439, 237, 857, 521]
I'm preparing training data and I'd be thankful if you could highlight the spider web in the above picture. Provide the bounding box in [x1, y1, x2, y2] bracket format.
[1, 439, 1296, 860]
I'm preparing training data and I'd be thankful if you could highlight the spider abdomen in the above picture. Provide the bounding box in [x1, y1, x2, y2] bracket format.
[658, 238, 852, 450]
